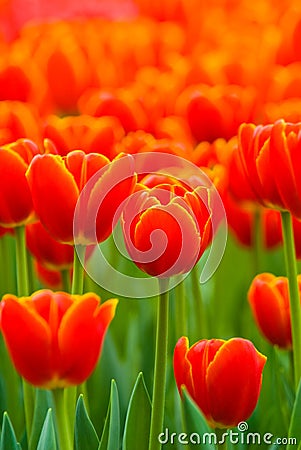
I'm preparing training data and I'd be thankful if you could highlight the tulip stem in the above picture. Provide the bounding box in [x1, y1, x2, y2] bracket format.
[15, 225, 30, 296]
[15, 225, 35, 443]
[281, 211, 301, 390]
[61, 269, 71, 292]
[175, 278, 187, 338]
[215, 428, 228, 449]
[191, 265, 208, 338]
[148, 278, 170, 450]
[0, 235, 15, 295]
[71, 245, 85, 294]
[52, 388, 73, 450]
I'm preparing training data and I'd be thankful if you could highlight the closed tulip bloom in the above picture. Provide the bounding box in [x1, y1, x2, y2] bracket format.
[174, 336, 266, 428]
[0, 139, 39, 227]
[122, 183, 212, 277]
[248, 273, 301, 349]
[34, 261, 66, 289]
[26, 221, 74, 271]
[0, 290, 118, 388]
[238, 119, 301, 218]
[26, 150, 136, 244]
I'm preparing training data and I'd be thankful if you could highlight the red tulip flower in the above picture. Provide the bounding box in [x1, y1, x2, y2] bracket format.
[174, 336, 266, 428]
[0, 139, 39, 228]
[223, 194, 283, 249]
[34, 261, 66, 290]
[0, 290, 118, 388]
[238, 119, 301, 218]
[26, 221, 74, 271]
[26, 150, 136, 244]
[122, 182, 212, 277]
[248, 273, 301, 349]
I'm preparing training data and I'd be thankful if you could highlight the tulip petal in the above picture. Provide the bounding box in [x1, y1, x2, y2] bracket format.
[269, 120, 301, 217]
[134, 201, 200, 277]
[206, 338, 266, 427]
[0, 148, 34, 226]
[173, 337, 194, 397]
[187, 339, 224, 422]
[26, 154, 79, 243]
[248, 273, 292, 348]
[82, 153, 136, 244]
[0, 295, 52, 386]
[58, 295, 117, 386]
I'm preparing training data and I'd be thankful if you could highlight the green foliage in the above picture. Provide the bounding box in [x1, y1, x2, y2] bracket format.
[181, 389, 215, 450]
[36, 409, 57, 450]
[0, 412, 20, 450]
[75, 395, 99, 450]
[28, 389, 53, 450]
[122, 372, 151, 450]
[98, 380, 120, 450]
[287, 379, 301, 450]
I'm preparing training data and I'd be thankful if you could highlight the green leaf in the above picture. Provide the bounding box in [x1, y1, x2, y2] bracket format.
[75, 395, 99, 450]
[287, 379, 301, 450]
[122, 372, 151, 450]
[29, 388, 53, 450]
[0, 412, 19, 450]
[37, 409, 57, 450]
[98, 379, 120, 450]
[181, 389, 216, 450]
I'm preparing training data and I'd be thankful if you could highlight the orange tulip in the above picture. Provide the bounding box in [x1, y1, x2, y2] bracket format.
[248, 273, 301, 349]
[175, 84, 256, 143]
[0, 101, 42, 147]
[238, 119, 301, 218]
[79, 88, 149, 133]
[26, 150, 136, 244]
[0, 138, 39, 227]
[174, 336, 266, 428]
[0, 290, 118, 388]
[43, 114, 125, 158]
[122, 182, 212, 277]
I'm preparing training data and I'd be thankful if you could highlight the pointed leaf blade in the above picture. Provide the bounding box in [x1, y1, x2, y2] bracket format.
[98, 379, 120, 450]
[122, 372, 151, 450]
[75, 395, 99, 450]
[0, 412, 20, 450]
[37, 409, 57, 450]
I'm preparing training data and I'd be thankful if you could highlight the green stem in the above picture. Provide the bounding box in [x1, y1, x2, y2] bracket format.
[71, 245, 85, 295]
[52, 389, 73, 450]
[61, 269, 71, 292]
[281, 211, 301, 390]
[15, 225, 29, 296]
[191, 265, 208, 338]
[148, 278, 170, 450]
[175, 278, 187, 338]
[215, 428, 228, 450]
[15, 225, 35, 443]
[0, 235, 15, 295]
